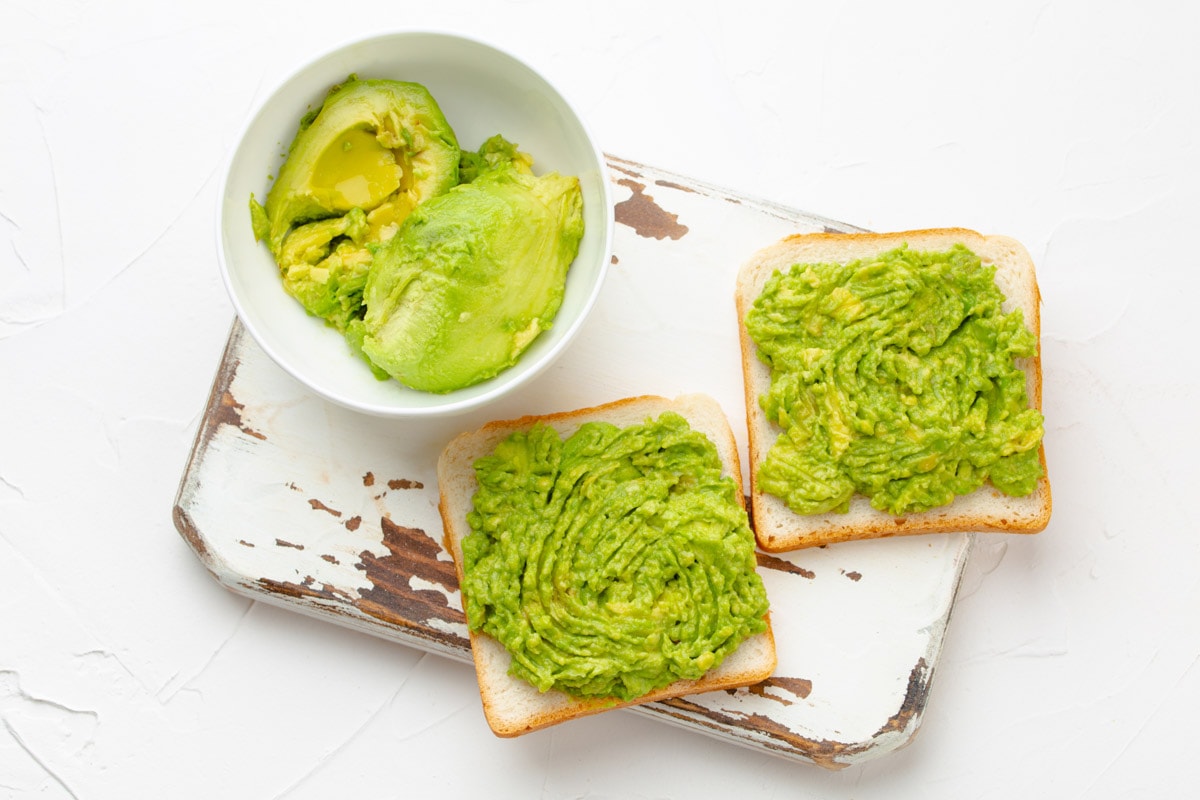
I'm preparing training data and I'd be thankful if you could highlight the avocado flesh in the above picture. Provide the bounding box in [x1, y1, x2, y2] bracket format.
[458, 133, 534, 184]
[252, 77, 460, 338]
[275, 207, 371, 334]
[360, 163, 584, 393]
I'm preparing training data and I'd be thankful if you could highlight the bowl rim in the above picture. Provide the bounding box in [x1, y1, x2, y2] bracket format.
[215, 29, 614, 418]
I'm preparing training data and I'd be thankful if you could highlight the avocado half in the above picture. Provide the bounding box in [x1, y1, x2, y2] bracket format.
[250, 77, 460, 335]
[360, 162, 584, 393]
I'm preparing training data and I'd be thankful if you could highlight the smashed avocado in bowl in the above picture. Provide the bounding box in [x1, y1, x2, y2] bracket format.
[218, 32, 612, 417]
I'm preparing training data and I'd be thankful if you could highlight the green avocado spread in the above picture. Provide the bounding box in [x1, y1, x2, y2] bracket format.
[745, 243, 1044, 516]
[249, 77, 583, 392]
[461, 412, 770, 701]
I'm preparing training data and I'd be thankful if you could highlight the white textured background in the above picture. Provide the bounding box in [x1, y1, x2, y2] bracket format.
[2, 1, 1197, 797]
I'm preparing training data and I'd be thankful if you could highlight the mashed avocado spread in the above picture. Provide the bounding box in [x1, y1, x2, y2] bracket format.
[461, 413, 770, 701]
[250, 78, 583, 392]
[745, 244, 1044, 516]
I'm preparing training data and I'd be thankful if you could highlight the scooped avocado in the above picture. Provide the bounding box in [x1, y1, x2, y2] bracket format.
[250, 76, 460, 345]
[249, 77, 588, 392]
[745, 244, 1044, 516]
[457, 133, 533, 184]
[461, 412, 770, 701]
[359, 160, 584, 393]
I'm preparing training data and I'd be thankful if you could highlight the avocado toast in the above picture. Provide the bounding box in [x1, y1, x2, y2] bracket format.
[438, 394, 776, 737]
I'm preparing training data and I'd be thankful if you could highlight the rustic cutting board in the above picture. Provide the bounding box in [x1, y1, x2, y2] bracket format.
[173, 156, 973, 769]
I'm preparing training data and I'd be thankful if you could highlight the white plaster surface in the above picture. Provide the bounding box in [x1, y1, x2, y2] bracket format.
[2, 1, 1197, 796]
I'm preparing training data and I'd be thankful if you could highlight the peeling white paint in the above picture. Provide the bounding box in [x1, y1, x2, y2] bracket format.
[175, 160, 970, 768]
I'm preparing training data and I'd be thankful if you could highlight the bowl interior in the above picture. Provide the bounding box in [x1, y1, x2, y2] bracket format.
[218, 32, 612, 417]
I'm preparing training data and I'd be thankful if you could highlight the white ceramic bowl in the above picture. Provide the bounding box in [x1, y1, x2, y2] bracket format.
[217, 31, 612, 417]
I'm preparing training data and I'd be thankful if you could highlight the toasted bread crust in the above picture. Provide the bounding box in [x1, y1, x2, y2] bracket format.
[735, 229, 1051, 552]
[438, 394, 776, 737]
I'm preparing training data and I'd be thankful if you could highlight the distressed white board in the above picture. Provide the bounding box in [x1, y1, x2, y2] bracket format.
[173, 156, 973, 769]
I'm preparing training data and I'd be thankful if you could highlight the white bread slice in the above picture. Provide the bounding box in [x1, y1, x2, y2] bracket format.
[438, 394, 777, 737]
[735, 228, 1051, 552]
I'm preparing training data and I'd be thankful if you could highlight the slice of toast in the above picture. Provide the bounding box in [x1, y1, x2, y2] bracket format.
[438, 394, 777, 737]
[735, 228, 1051, 552]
